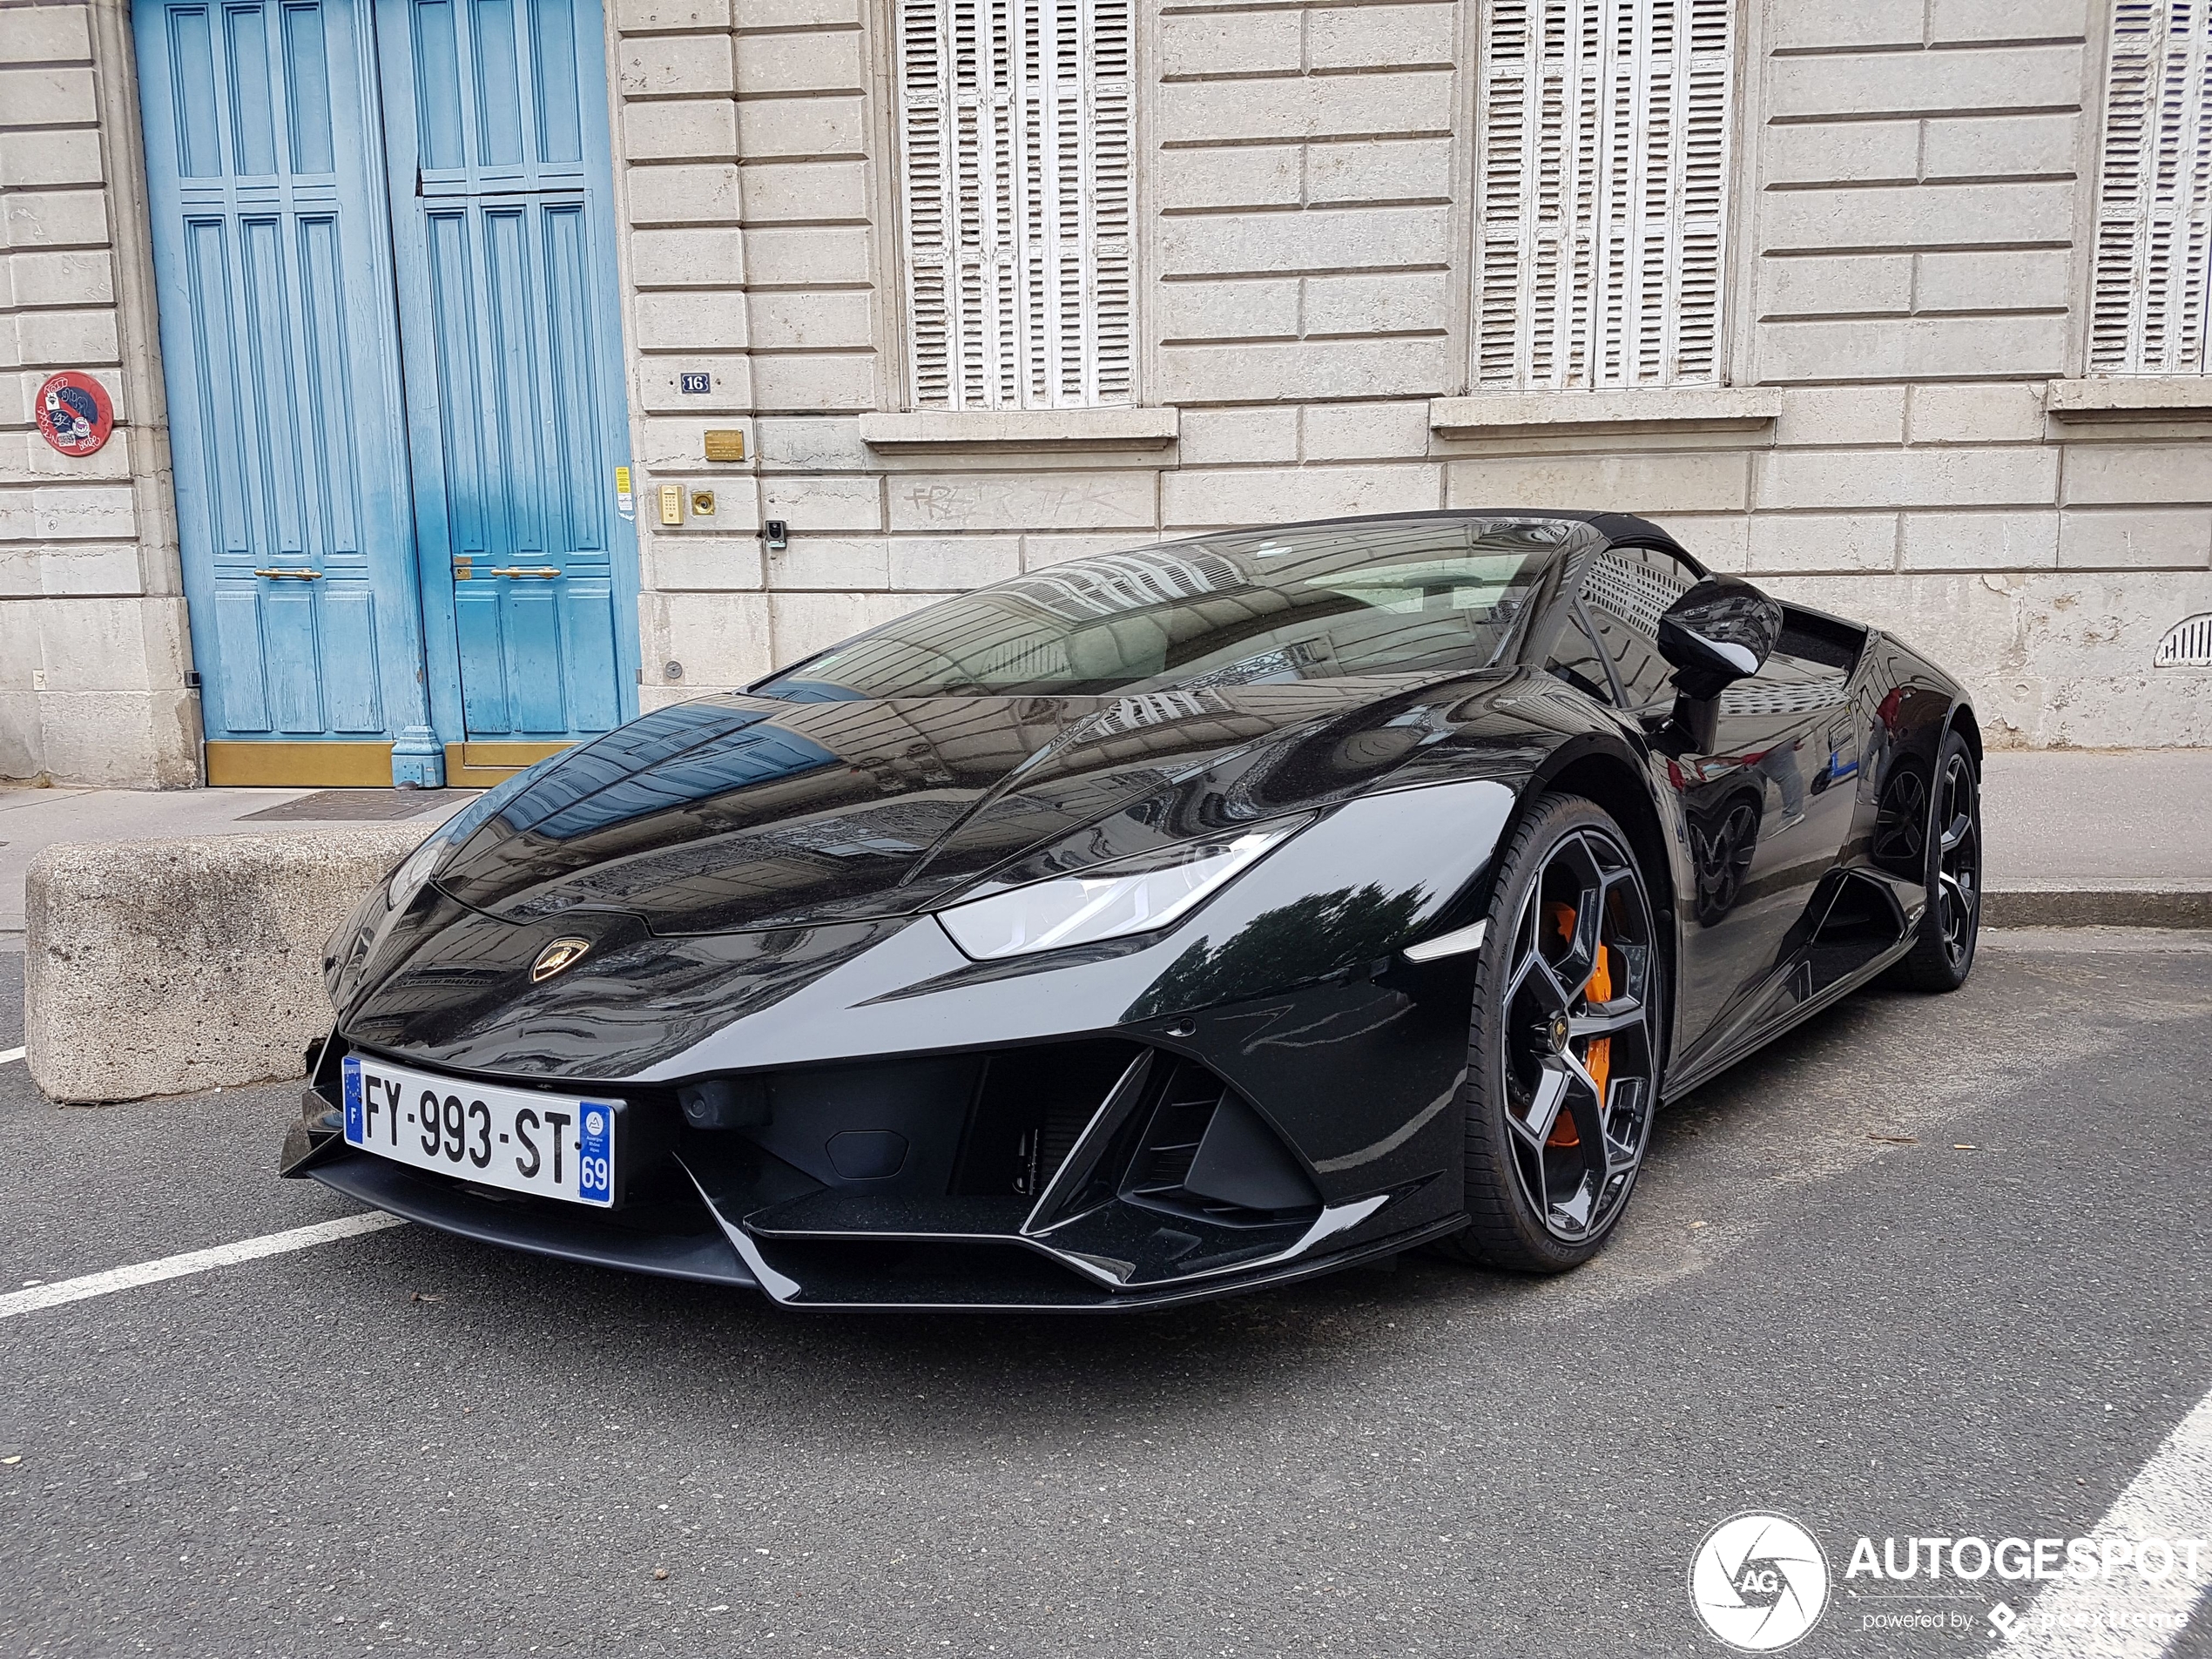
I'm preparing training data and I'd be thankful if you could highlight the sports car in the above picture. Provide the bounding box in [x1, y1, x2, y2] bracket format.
[282, 510, 1984, 1308]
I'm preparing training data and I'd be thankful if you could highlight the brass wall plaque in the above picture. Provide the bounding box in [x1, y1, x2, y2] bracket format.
[703, 428, 745, 462]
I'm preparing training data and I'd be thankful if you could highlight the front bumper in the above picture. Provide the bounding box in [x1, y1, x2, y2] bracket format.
[281, 1029, 1467, 1311]
[298, 781, 1520, 1307]
[309, 1147, 759, 1289]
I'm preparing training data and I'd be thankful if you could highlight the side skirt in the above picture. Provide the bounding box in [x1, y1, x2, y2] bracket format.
[1657, 932, 1919, 1107]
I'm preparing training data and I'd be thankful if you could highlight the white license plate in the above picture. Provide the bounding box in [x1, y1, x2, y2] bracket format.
[341, 1054, 619, 1207]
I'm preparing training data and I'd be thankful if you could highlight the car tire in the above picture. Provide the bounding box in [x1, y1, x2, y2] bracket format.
[1436, 792, 1666, 1274]
[1883, 728, 1982, 993]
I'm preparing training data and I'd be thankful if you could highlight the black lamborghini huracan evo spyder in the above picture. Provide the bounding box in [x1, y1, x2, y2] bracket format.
[285, 511, 1983, 1309]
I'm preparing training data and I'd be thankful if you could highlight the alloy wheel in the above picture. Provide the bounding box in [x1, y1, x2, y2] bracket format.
[1934, 751, 1980, 972]
[1499, 828, 1661, 1243]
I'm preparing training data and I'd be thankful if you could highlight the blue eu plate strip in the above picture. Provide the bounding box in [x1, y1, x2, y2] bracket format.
[342, 1055, 364, 1144]
[578, 1102, 615, 1204]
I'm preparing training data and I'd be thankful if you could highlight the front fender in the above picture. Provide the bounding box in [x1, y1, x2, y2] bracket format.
[638, 776, 1518, 1080]
[337, 779, 1520, 1085]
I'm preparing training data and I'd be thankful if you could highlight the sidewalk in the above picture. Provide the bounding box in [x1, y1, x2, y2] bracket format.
[1979, 750, 2212, 927]
[0, 786, 473, 948]
[0, 749, 2206, 949]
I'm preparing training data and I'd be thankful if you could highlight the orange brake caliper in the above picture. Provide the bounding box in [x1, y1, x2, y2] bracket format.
[1543, 903, 1611, 1150]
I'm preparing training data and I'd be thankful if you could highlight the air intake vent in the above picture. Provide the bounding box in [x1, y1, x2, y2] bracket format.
[949, 1040, 1144, 1199]
[1121, 1057, 1321, 1227]
[2155, 614, 2212, 668]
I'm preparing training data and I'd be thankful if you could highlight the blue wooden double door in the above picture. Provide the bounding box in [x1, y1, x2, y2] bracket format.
[135, 0, 637, 786]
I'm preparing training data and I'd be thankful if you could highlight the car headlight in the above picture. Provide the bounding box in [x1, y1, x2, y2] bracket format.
[935, 818, 1309, 961]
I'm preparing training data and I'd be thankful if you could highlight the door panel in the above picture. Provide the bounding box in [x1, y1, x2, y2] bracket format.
[1572, 545, 1857, 1070]
[379, 0, 637, 746]
[211, 587, 271, 731]
[1653, 649, 1861, 1081]
[563, 581, 621, 727]
[323, 588, 384, 731]
[263, 583, 324, 731]
[136, 0, 428, 764]
[506, 587, 566, 729]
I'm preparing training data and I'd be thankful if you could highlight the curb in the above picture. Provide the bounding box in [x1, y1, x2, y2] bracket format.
[1983, 882, 2212, 930]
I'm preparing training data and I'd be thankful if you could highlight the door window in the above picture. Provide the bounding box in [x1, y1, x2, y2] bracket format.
[1542, 605, 1615, 703]
[1578, 545, 1701, 714]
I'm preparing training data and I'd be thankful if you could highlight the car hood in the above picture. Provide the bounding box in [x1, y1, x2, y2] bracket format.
[428, 677, 1506, 937]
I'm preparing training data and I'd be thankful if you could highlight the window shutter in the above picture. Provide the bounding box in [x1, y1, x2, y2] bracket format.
[1474, 0, 1735, 390]
[1473, 1, 1531, 387]
[900, 0, 953, 407]
[1676, 0, 1730, 383]
[1052, 0, 1082, 401]
[2093, 1, 2212, 375]
[895, 0, 1135, 408]
[1089, 0, 1135, 402]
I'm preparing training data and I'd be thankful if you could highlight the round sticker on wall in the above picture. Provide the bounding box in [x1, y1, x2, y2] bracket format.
[35, 371, 114, 456]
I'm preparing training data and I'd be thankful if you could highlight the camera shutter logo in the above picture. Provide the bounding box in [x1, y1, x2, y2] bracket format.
[1689, 1512, 1831, 1651]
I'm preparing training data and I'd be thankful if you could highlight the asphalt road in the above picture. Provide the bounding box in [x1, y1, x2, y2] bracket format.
[3, 935, 2210, 1659]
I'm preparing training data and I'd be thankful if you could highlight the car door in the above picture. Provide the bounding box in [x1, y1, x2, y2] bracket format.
[1568, 543, 1858, 1071]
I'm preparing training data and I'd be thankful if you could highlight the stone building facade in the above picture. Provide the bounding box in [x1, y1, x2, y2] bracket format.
[3, 0, 2209, 789]
[2, 0, 192, 785]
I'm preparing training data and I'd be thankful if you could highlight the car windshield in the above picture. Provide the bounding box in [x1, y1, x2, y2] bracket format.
[754, 516, 1583, 700]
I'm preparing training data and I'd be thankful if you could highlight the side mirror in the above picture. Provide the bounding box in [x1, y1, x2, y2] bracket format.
[1658, 577, 1784, 701]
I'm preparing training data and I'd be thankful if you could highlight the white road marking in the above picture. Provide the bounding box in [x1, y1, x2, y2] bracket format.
[0, 1212, 407, 1320]
[0, 1047, 24, 1066]
[2000, 1388, 2212, 1656]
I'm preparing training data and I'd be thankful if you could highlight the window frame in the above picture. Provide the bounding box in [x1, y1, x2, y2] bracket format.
[1544, 596, 1629, 706]
[878, 0, 1146, 415]
[1460, 0, 1757, 396]
[2081, 0, 2212, 379]
[1580, 541, 1705, 717]
[1528, 535, 1703, 710]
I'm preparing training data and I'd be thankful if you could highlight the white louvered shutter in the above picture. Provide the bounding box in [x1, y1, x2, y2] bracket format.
[2093, 2, 2212, 375]
[896, 0, 1135, 409]
[1474, 0, 1736, 390]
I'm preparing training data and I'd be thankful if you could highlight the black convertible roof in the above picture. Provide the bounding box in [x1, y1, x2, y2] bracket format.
[1156, 508, 1702, 575]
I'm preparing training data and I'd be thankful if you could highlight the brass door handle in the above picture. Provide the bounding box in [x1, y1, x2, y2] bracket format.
[253, 567, 322, 580]
[489, 565, 561, 578]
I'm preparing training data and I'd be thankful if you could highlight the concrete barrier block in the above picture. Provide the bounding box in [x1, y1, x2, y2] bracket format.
[24, 826, 431, 1104]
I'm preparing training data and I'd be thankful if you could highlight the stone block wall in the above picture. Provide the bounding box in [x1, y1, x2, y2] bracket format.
[610, 0, 2212, 748]
[0, 0, 198, 786]
[9, 0, 2210, 786]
